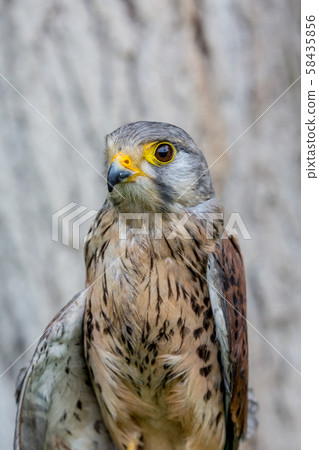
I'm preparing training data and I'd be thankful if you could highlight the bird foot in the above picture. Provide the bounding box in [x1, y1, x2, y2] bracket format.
[127, 437, 140, 450]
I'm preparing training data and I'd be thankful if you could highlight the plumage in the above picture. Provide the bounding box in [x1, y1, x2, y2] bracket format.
[207, 237, 248, 448]
[15, 121, 257, 449]
[15, 292, 114, 449]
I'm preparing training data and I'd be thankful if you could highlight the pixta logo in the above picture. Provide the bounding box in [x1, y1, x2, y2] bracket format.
[52, 203, 97, 249]
[118, 212, 252, 240]
[52, 205, 252, 249]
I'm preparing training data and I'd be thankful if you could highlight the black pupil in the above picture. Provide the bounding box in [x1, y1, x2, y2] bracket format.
[156, 144, 173, 162]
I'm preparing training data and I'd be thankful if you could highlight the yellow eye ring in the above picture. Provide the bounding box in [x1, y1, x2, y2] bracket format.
[144, 141, 176, 166]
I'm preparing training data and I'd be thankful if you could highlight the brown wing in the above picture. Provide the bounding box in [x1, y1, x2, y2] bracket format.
[207, 234, 248, 449]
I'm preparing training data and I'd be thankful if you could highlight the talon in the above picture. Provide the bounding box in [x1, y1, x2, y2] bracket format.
[127, 437, 140, 450]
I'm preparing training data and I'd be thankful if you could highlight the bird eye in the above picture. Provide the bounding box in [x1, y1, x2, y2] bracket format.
[154, 143, 175, 163]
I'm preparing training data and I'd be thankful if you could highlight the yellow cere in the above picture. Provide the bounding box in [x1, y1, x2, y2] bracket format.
[143, 141, 176, 166]
[110, 152, 134, 168]
[110, 152, 149, 180]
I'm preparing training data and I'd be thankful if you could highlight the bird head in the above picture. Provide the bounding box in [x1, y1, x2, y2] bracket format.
[105, 121, 214, 213]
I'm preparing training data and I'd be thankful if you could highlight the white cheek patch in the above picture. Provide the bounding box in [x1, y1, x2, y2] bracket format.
[140, 159, 158, 179]
[167, 152, 200, 197]
[137, 152, 203, 207]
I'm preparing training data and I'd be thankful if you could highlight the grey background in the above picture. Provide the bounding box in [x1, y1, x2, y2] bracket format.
[0, 1, 300, 449]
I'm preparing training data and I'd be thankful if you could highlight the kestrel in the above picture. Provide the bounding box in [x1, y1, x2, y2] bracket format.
[15, 122, 257, 450]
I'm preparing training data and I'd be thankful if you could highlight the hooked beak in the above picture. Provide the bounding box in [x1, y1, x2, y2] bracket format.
[107, 153, 147, 193]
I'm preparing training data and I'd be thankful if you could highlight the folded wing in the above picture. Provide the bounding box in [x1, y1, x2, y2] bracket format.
[207, 235, 249, 450]
[14, 291, 115, 450]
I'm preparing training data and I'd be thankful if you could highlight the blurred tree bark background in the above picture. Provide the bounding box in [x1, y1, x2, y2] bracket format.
[0, 0, 300, 448]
